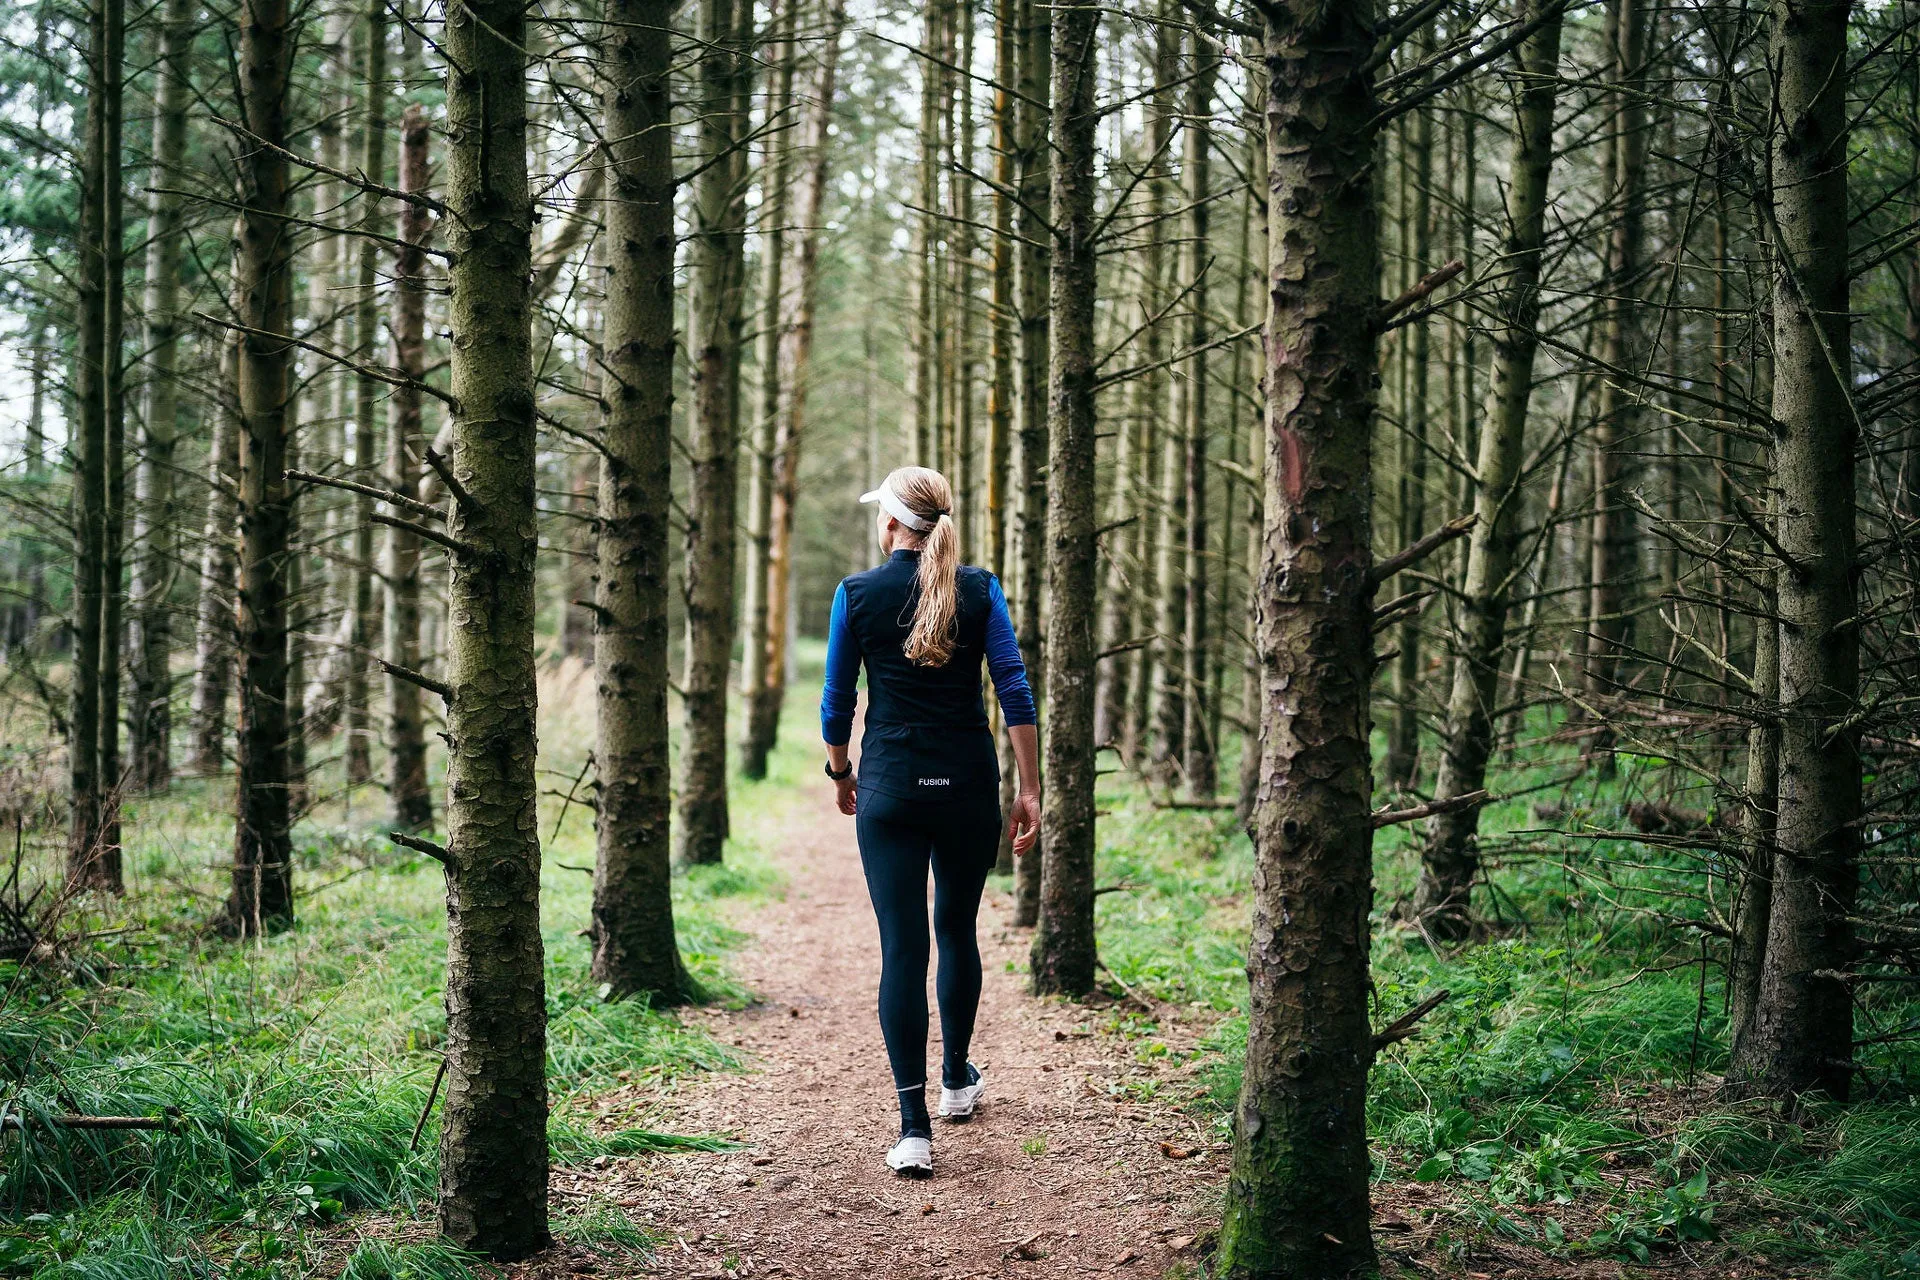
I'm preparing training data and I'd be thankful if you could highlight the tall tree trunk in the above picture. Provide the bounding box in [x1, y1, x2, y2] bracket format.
[591, 0, 693, 1005]
[435, 0, 549, 1252]
[739, 0, 796, 783]
[386, 103, 434, 833]
[1179, 46, 1218, 800]
[990, 0, 1019, 872]
[346, 0, 389, 787]
[127, 0, 193, 794]
[1027, 0, 1098, 998]
[97, 0, 128, 870]
[1384, 60, 1432, 792]
[66, 0, 123, 891]
[1582, 0, 1648, 755]
[752, 0, 848, 774]
[676, 0, 753, 866]
[1725, 0, 1858, 1105]
[1728, 567, 1777, 1061]
[1124, 6, 1180, 767]
[1217, 4, 1379, 1274]
[1410, 0, 1566, 939]
[1009, 0, 1050, 926]
[900, 0, 945, 463]
[224, 0, 295, 935]
[189, 315, 242, 777]
[1234, 115, 1269, 828]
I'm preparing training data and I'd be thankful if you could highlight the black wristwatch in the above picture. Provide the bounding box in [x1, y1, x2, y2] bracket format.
[824, 760, 853, 781]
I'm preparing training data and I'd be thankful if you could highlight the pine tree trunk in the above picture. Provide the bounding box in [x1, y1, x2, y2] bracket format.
[1234, 117, 1268, 829]
[1583, 0, 1648, 753]
[1728, 573, 1777, 1061]
[755, 0, 847, 771]
[189, 318, 242, 777]
[989, 0, 1018, 871]
[346, 1, 389, 788]
[434, 0, 550, 1251]
[591, 0, 693, 1006]
[386, 102, 434, 834]
[66, 0, 123, 892]
[127, 0, 193, 794]
[676, 0, 753, 866]
[1410, 0, 1565, 939]
[1125, 8, 1179, 767]
[224, 0, 295, 934]
[1217, 5, 1379, 1274]
[1027, 0, 1098, 999]
[1179, 47, 1218, 801]
[740, 0, 796, 783]
[1009, 0, 1050, 927]
[97, 0, 128, 869]
[1725, 0, 1858, 1105]
[1384, 66, 1432, 792]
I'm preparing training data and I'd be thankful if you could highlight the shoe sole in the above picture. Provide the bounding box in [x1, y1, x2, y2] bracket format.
[938, 1086, 984, 1122]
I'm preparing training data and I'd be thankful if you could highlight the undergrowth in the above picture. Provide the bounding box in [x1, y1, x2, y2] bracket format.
[1082, 715, 1920, 1277]
[0, 662, 808, 1277]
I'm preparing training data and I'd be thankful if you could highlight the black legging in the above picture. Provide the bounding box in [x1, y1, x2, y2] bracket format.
[855, 787, 999, 1099]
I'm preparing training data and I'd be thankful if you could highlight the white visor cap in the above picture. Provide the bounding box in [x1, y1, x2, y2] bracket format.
[859, 478, 936, 533]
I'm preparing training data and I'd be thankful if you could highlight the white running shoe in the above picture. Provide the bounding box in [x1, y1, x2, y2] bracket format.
[938, 1063, 985, 1121]
[886, 1134, 933, 1176]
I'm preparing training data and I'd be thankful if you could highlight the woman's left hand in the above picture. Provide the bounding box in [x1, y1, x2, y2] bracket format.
[834, 774, 858, 816]
[1008, 790, 1040, 856]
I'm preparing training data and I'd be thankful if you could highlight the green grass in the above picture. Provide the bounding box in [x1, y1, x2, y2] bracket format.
[1084, 712, 1920, 1276]
[0, 663, 819, 1277]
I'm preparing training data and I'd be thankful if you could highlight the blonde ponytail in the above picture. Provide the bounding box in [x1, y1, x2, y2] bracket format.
[890, 467, 961, 667]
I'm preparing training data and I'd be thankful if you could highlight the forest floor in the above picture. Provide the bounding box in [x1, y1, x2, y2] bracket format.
[6, 665, 1916, 1279]
[531, 778, 1226, 1280]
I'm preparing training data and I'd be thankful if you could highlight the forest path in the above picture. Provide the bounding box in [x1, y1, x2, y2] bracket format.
[560, 779, 1224, 1279]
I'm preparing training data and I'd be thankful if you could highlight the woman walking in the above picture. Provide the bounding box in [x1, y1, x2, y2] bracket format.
[821, 466, 1041, 1177]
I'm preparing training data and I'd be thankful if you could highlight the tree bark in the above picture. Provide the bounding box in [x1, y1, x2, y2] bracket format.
[739, 0, 797, 783]
[1410, 0, 1566, 939]
[1728, 570, 1777, 1061]
[676, 0, 753, 867]
[1582, 0, 1648, 747]
[1724, 0, 1859, 1105]
[1027, 0, 1098, 999]
[1216, 4, 1379, 1275]
[434, 0, 550, 1252]
[224, 0, 296, 935]
[189, 316, 242, 777]
[1009, 0, 1050, 926]
[1179, 46, 1218, 801]
[590, 0, 694, 1006]
[127, 0, 193, 794]
[345, 0, 389, 788]
[750, 0, 848, 776]
[386, 102, 434, 834]
[990, 0, 1019, 872]
[66, 0, 124, 892]
[1384, 54, 1432, 792]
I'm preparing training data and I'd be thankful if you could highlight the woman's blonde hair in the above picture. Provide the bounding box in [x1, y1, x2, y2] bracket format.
[886, 467, 961, 667]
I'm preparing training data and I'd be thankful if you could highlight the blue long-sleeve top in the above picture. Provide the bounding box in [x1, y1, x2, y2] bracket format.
[821, 559, 1036, 747]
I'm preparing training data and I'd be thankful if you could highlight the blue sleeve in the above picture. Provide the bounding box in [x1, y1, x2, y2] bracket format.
[821, 581, 859, 745]
[985, 576, 1037, 727]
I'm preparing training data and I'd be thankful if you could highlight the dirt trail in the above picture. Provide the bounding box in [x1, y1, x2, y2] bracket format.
[562, 783, 1225, 1278]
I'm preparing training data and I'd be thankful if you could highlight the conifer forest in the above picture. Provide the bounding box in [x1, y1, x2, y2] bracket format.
[3, 0, 1920, 1275]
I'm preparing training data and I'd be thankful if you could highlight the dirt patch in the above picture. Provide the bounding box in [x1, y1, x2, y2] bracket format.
[548, 783, 1225, 1278]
